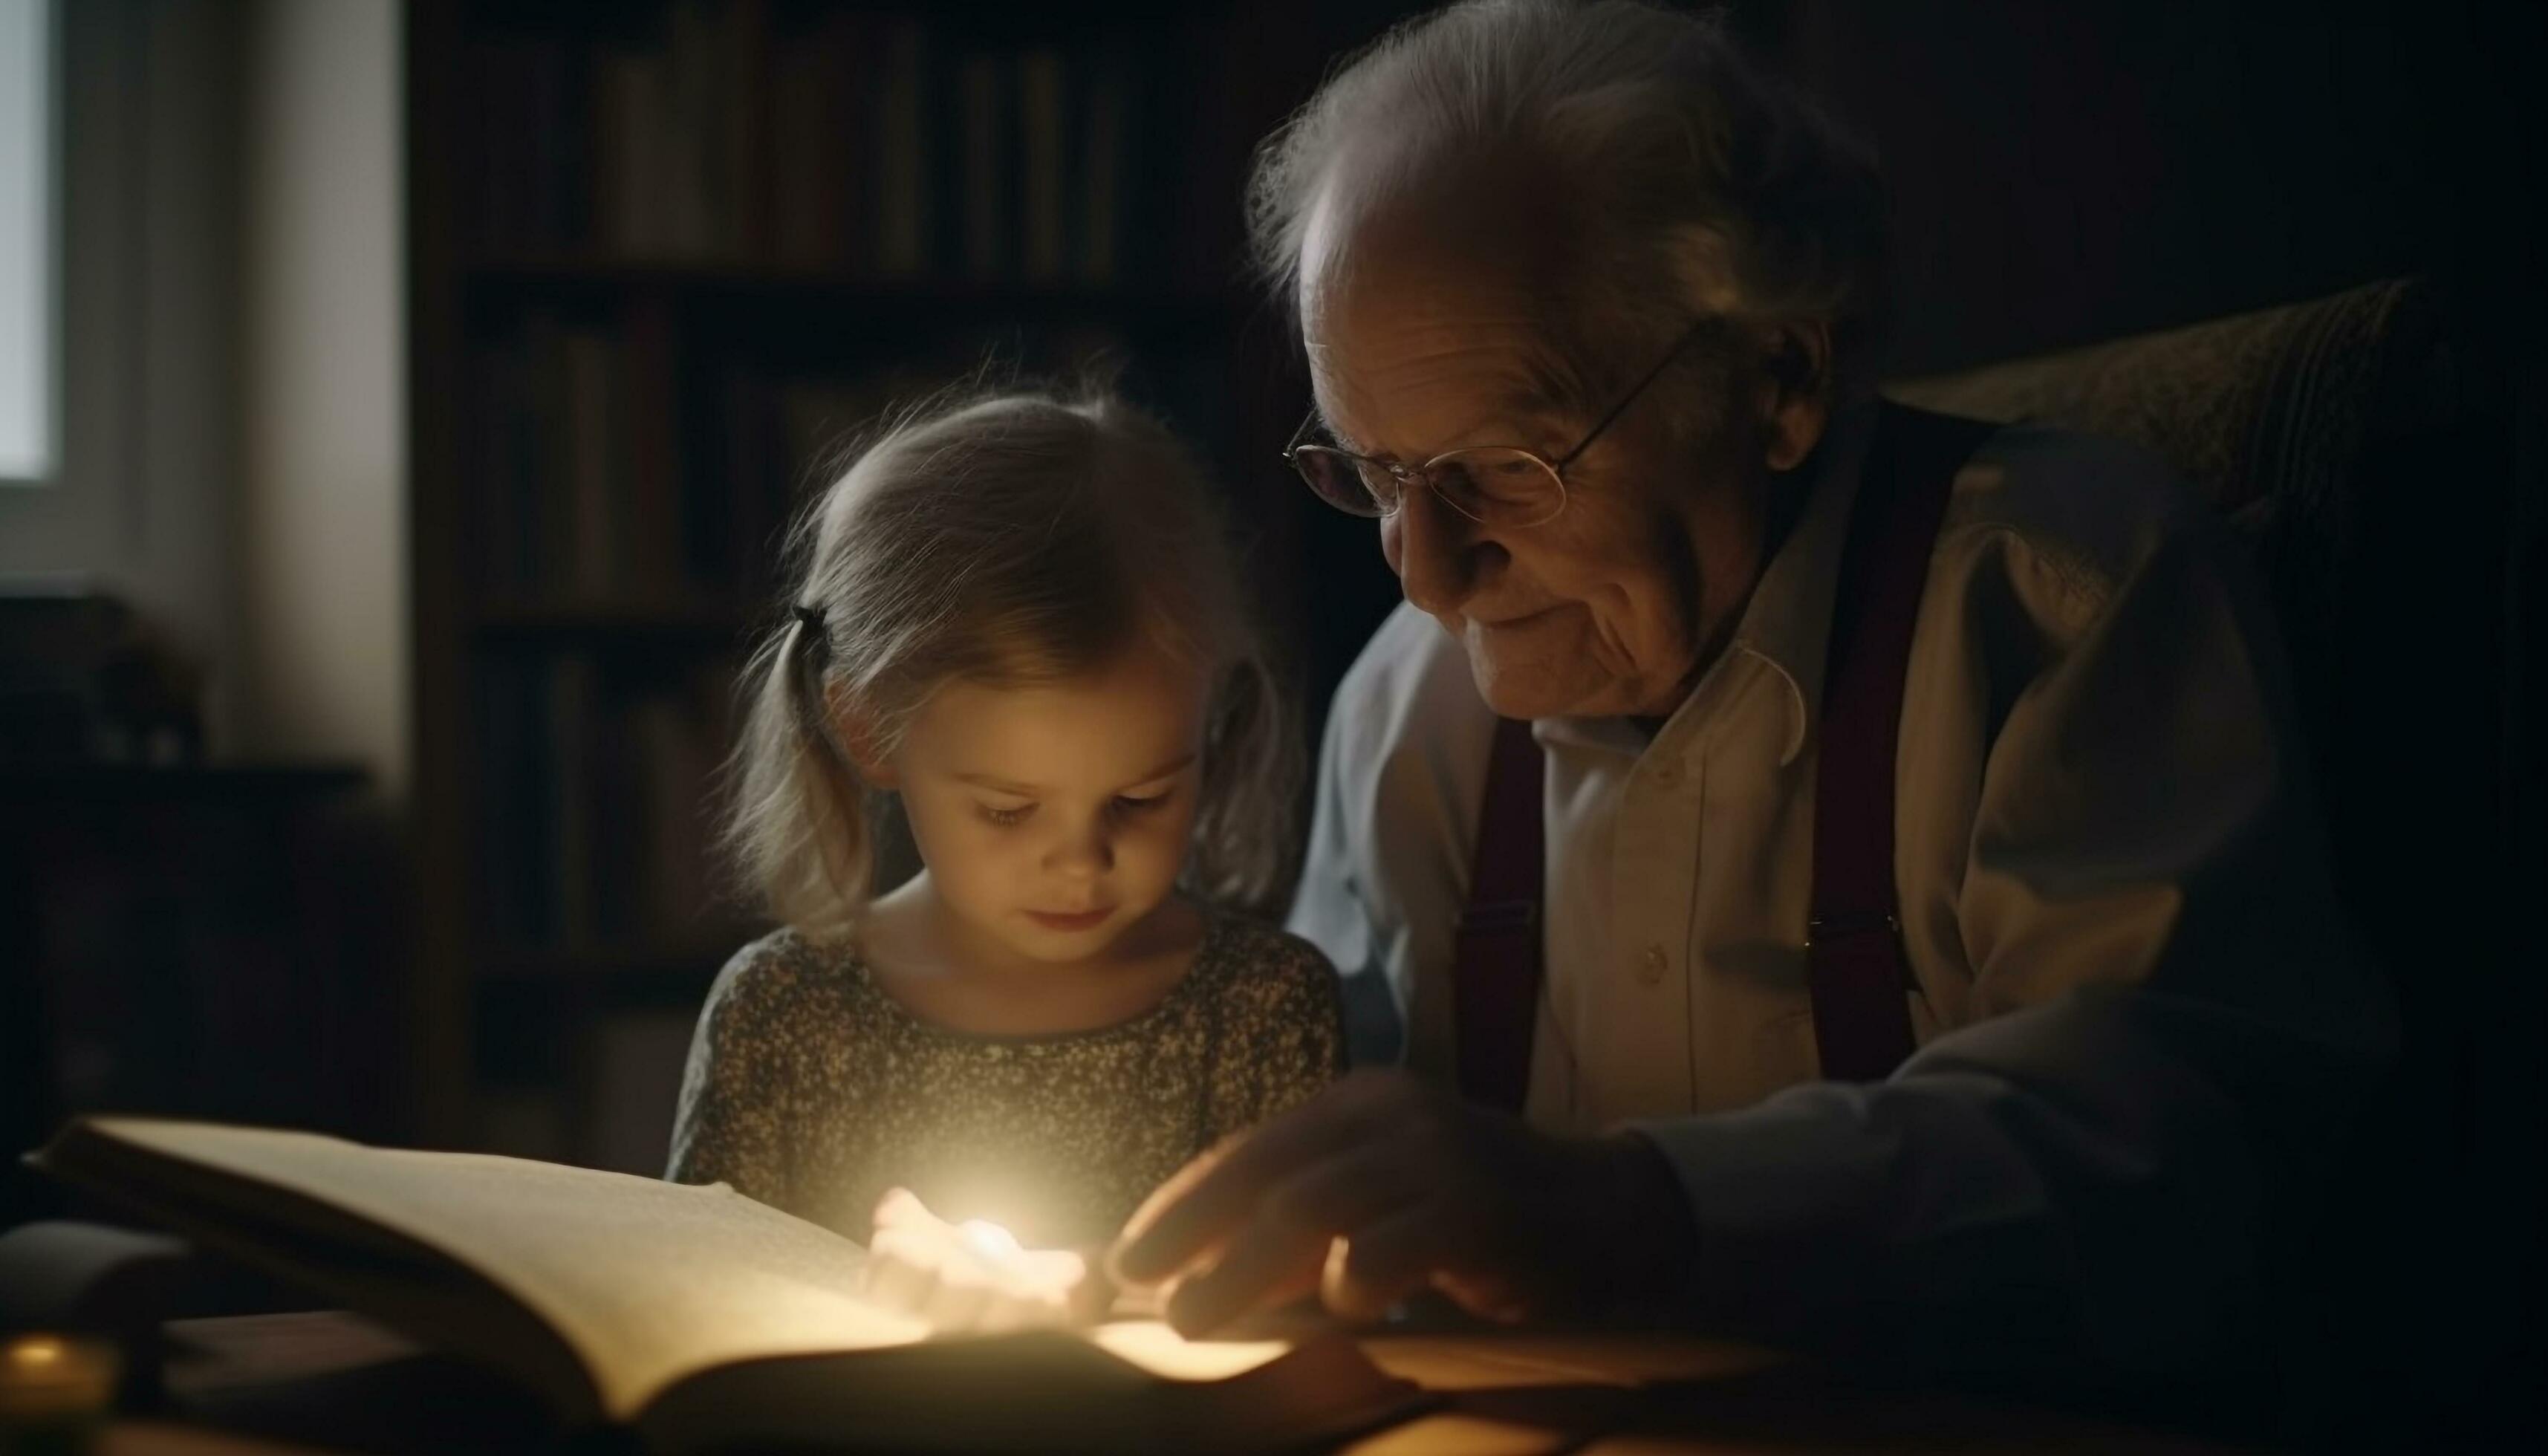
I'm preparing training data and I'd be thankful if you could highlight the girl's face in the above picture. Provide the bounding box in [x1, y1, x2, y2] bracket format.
[876, 637, 1211, 966]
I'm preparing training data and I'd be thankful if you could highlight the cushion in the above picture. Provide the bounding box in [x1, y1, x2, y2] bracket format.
[1883, 276, 2451, 764]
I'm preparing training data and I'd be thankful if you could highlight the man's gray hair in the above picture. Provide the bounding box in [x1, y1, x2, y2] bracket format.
[1250, 0, 1884, 389]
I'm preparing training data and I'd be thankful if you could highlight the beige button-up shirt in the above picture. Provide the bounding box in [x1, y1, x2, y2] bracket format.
[1287, 400, 2394, 1368]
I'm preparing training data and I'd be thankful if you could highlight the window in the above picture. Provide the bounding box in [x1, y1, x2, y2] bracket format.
[0, 0, 57, 483]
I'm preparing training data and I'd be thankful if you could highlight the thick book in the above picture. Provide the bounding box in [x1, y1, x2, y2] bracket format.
[30, 1117, 1423, 1453]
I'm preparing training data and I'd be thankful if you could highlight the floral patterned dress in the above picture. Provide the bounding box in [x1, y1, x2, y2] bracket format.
[666, 908, 1344, 1249]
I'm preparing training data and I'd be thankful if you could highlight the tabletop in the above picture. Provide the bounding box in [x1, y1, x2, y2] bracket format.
[86, 1310, 2250, 1456]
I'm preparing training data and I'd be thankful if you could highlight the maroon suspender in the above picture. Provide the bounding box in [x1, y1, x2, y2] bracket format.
[1807, 405, 1997, 1081]
[1452, 404, 1996, 1099]
[1452, 715, 1547, 1112]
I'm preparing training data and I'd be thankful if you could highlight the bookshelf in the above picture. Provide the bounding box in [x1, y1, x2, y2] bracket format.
[406, 0, 1376, 1173]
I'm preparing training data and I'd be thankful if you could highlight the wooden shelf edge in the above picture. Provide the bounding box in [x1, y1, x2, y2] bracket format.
[457, 256, 1242, 316]
[467, 599, 756, 640]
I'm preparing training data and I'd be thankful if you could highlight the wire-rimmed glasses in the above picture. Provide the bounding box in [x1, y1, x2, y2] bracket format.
[1281, 318, 1712, 529]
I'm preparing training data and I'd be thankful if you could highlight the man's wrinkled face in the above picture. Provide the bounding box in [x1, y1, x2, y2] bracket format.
[1303, 209, 1784, 722]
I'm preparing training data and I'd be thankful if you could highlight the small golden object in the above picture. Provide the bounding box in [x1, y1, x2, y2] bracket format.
[0, 1334, 120, 1456]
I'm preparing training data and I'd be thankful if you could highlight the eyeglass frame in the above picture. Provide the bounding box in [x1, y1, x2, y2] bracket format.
[1280, 316, 1715, 527]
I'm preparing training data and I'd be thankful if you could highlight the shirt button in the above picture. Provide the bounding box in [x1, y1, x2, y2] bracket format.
[1637, 944, 1668, 985]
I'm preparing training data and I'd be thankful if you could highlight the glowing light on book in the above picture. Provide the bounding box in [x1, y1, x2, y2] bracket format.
[958, 1218, 1024, 1268]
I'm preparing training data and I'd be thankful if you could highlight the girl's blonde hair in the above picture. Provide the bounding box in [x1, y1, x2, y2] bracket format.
[724, 386, 1300, 942]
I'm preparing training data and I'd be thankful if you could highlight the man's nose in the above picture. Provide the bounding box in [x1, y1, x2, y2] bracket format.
[1383, 481, 1485, 618]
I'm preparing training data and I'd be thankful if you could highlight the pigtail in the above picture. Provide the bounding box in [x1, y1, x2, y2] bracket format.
[721, 605, 872, 943]
[1185, 644, 1304, 917]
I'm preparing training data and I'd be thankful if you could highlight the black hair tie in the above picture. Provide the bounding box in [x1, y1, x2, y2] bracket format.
[792, 603, 826, 634]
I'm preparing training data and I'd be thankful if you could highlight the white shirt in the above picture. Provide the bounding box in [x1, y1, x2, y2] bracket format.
[1287, 400, 2395, 1369]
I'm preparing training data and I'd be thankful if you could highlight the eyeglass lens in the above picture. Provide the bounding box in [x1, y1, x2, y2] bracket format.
[1290, 446, 1563, 525]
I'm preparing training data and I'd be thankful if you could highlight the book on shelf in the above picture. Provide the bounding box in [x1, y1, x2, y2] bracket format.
[957, 51, 1008, 280]
[458, 7, 1148, 285]
[472, 309, 689, 602]
[562, 331, 620, 597]
[474, 654, 555, 946]
[591, 0, 764, 261]
[1078, 43, 1134, 287]
[462, 35, 588, 257]
[31, 1118, 1423, 1452]
[766, 10, 869, 270]
[704, 358, 961, 614]
[713, 359, 940, 552]
[474, 656, 732, 953]
[871, 19, 932, 277]
[1018, 49, 1068, 283]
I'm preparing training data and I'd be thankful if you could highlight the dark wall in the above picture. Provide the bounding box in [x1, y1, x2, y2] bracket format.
[1770, 0, 2539, 371]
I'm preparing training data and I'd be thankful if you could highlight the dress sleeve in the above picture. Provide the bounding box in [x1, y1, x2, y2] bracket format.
[1636, 489, 2395, 1377]
[665, 939, 802, 1210]
[1211, 930, 1348, 1141]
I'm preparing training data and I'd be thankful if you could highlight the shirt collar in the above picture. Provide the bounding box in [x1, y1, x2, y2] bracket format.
[1532, 397, 1882, 767]
[1729, 396, 1882, 766]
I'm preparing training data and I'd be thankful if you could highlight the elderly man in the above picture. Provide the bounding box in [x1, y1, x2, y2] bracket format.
[1110, 0, 2392, 1382]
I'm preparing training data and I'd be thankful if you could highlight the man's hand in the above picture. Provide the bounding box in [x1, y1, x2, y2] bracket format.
[859, 1189, 1108, 1333]
[1106, 1070, 1697, 1337]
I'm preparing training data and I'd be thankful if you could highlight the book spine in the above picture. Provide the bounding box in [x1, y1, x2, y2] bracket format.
[1018, 50, 1067, 284]
[958, 53, 1006, 280]
[718, 364, 771, 592]
[524, 39, 576, 253]
[562, 330, 617, 599]
[472, 658, 535, 941]
[664, 0, 715, 259]
[473, 337, 522, 595]
[631, 677, 718, 942]
[521, 313, 576, 599]
[594, 51, 667, 260]
[547, 656, 597, 949]
[463, 42, 519, 254]
[872, 20, 929, 278]
[623, 301, 683, 594]
[1079, 46, 1130, 286]
[723, 0, 772, 261]
[768, 14, 855, 270]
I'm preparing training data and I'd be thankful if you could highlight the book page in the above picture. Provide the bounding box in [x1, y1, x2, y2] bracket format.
[77, 1119, 925, 1420]
[1088, 1322, 1292, 1382]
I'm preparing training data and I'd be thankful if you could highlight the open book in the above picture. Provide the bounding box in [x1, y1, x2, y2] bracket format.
[30, 1117, 1423, 1453]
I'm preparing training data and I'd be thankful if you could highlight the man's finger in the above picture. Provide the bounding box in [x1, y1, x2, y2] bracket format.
[1156, 1146, 1428, 1335]
[1324, 1200, 1463, 1322]
[1163, 1245, 1327, 1338]
[1111, 1078, 1400, 1283]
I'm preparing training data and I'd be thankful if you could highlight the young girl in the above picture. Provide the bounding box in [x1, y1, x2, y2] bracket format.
[668, 387, 1343, 1262]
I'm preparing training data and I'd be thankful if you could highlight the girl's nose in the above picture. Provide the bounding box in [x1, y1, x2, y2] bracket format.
[1044, 817, 1114, 878]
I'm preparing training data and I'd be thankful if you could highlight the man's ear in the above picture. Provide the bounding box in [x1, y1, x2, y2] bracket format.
[824, 680, 897, 788]
[1748, 319, 1835, 472]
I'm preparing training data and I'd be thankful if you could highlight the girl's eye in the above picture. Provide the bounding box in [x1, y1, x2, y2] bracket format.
[1111, 793, 1171, 816]
[978, 802, 1036, 828]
